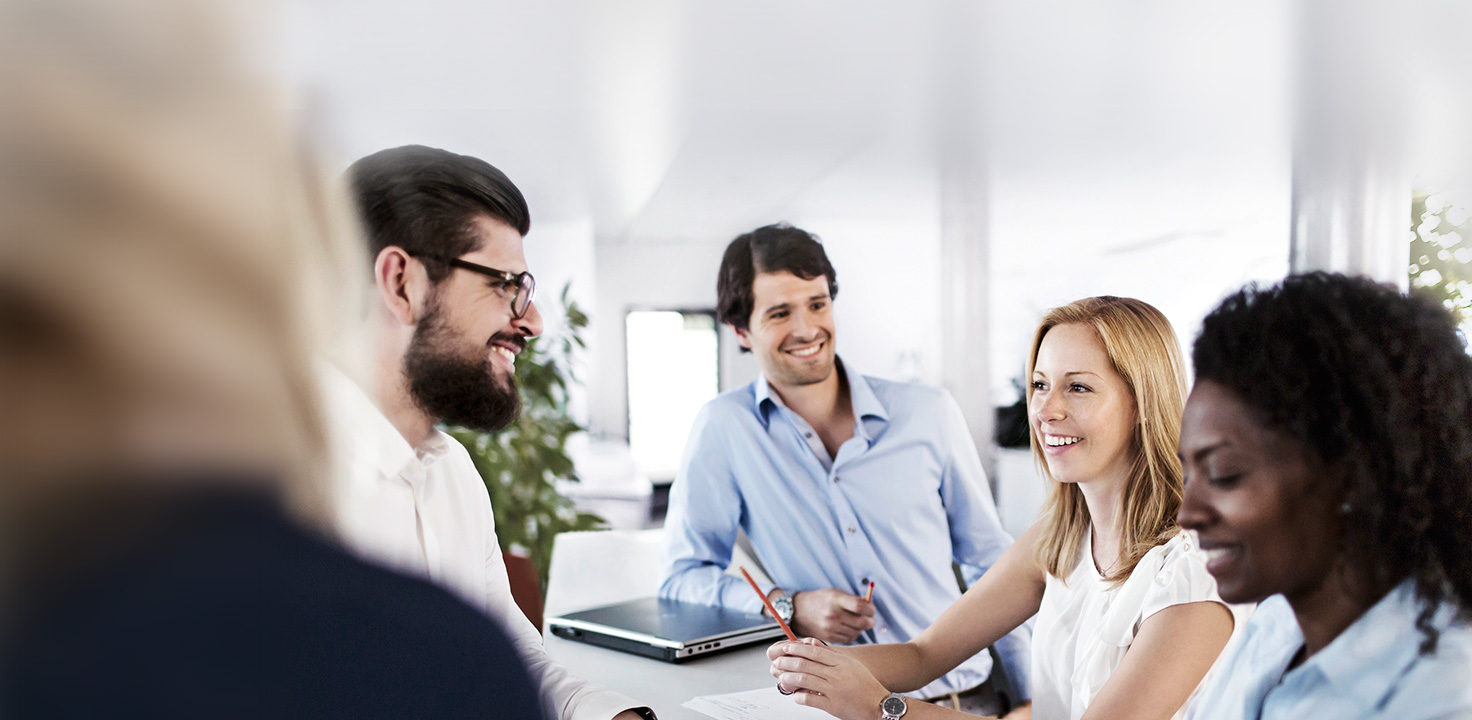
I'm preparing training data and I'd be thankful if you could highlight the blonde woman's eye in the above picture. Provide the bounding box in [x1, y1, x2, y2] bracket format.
[1030, 381, 1046, 391]
[1071, 384, 1090, 392]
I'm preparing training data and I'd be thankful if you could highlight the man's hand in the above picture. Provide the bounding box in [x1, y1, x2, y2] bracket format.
[790, 588, 875, 643]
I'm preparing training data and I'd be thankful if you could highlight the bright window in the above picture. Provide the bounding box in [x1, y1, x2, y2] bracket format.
[625, 310, 720, 481]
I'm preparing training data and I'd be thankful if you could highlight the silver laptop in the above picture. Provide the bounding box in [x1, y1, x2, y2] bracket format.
[547, 597, 786, 663]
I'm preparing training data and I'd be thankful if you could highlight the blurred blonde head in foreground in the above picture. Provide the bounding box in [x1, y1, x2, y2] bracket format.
[0, 0, 366, 535]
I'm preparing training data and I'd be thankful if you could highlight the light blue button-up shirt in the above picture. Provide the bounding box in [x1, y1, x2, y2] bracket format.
[658, 358, 1031, 700]
[1186, 581, 1472, 719]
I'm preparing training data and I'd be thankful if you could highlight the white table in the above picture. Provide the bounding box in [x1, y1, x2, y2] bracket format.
[544, 630, 779, 720]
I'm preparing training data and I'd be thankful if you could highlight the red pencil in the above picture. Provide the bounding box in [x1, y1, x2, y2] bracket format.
[865, 580, 875, 603]
[739, 566, 798, 641]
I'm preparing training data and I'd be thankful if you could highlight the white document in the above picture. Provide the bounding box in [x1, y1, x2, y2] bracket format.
[682, 686, 833, 720]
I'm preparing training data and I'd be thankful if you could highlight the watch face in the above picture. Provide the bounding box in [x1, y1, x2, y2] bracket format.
[881, 695, 906, 715]
[773, 594, 794, 622]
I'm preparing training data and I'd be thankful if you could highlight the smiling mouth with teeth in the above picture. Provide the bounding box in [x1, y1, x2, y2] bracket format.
[491, 346, 516, 363]
[1202, 546, 1235, 562]
[786, 342, 822, 358]
[1044, 435, 1082, 447]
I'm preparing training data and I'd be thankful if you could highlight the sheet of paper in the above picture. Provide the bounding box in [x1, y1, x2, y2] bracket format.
[682, 686, 833, 720]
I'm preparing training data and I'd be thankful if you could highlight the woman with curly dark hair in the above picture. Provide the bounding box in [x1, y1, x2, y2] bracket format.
[1178, 272, 1472, 719]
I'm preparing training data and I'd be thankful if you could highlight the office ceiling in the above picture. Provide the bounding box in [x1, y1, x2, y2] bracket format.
[290, 0, 1291, 253]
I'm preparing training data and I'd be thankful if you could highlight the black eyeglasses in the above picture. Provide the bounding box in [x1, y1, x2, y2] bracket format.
[407, 251, 536, 319]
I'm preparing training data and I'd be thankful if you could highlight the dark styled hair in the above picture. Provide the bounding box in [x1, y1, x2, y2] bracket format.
[716, 224, 839, 339]
[346, 145, 530, 283]
[1193, 272, 1472, 653]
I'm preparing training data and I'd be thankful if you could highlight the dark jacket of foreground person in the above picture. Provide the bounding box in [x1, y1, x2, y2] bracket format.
[1, 482, 543, 720]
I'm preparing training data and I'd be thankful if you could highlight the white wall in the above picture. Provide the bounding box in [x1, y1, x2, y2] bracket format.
[982, 0, 1294, 403]
[522, 218, 597, 425]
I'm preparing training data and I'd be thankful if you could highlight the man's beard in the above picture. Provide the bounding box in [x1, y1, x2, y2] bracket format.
[403, 299, 522, 433]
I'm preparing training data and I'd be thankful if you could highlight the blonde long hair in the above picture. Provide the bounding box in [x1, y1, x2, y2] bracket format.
[0, 0, 368, 532]
[1028, 296, 1187, 586]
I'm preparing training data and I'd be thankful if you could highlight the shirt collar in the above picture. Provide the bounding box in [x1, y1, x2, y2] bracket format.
[752, 356, 890, 440]
[1306, 579, 1442, 709]
[319, 361, 445, 483]
[1243, 594, 1305, 670]
[842, 359, 889, 442]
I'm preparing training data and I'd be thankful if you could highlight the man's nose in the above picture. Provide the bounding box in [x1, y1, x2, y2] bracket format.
[790, 309, 820, 341]
[515, 300, 543, 338]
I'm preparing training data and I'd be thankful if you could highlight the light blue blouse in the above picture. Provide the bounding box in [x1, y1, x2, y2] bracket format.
[1187, 581, 1472, 719]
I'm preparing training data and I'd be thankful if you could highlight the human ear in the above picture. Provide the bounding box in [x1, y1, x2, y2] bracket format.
[732, 325, 752, 350]
[373, 246, 428, 327]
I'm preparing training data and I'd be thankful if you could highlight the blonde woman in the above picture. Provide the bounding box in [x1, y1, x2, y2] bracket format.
[769, 297, 1240, 720]
[0, 1, 542, 716]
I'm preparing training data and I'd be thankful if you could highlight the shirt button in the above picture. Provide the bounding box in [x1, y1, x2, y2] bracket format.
[805, 432, 813, 438]
[847, 526, 856, 534]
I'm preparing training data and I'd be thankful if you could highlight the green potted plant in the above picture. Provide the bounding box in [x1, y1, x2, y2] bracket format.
[1410, 190, 1472, 342]
[444, 283, 604, 595]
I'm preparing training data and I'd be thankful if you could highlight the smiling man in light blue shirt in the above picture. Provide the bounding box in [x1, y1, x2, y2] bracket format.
[658, 224, 1029, 711]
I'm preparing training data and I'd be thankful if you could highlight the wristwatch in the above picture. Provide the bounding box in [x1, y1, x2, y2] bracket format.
[880, 693, 908, 720]
[770, 589, 795, 624]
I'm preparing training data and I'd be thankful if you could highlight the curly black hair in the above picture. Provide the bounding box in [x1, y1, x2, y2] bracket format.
[1193, 272, 1472, 653]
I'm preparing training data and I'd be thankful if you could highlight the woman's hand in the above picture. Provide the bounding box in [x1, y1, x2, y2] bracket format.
[767, 638, 891, 720]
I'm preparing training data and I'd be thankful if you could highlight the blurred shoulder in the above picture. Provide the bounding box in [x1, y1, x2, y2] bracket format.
[1392, 620, 1472, 715]
[3, 495, 539, 719]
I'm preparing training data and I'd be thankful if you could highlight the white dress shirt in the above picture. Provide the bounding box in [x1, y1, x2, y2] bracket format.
[321, 365, 642, 720]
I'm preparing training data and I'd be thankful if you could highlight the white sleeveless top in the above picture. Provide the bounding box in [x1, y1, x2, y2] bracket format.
[1031, 530, 1246, 720]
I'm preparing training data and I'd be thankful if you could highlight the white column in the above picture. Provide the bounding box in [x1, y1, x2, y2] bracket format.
[935, 0, 994, 490]
[1289, 0, 1410, 288]
[1290, 146, 1410, 288]
[940, 157, 991, 475]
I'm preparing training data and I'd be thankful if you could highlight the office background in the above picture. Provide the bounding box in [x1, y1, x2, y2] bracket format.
[284, 0, 1472, 538]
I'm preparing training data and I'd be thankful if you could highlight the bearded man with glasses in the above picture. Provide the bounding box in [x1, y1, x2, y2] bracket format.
[326, 145, 656, 720]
